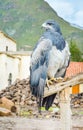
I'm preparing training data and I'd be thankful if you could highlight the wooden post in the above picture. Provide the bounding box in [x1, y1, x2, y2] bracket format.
[60, 87, 72, 130]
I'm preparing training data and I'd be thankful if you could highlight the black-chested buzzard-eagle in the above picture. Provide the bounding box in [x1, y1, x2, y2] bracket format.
[30, 20, 70, 112]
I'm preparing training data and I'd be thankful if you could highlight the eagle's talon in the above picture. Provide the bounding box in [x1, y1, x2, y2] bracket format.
[50, 77, 57, 82]
[46, 79, 53, 86]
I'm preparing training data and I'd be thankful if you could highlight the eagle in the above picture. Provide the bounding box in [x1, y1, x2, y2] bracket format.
[30, 20, 70, 112]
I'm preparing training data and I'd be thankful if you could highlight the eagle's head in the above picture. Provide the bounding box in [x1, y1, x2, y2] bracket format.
[42, 19, 62, 34]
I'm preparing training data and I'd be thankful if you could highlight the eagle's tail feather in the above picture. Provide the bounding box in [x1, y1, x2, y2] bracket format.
[30, 77, 45, 113]
[42, 93, 57, 110]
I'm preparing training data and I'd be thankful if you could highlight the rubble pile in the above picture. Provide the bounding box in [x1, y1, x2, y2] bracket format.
[0, 78, 31, 104]
[70, 93, 83, 108]
[0, 78, 38, 115]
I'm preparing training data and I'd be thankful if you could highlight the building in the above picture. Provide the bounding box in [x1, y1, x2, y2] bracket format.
[0, 51, 31, 90]
[66, 62, 83, 94]
[0, 52, 20, 89]
[0, 31, 16, 51]
[0, 31, 31, 90]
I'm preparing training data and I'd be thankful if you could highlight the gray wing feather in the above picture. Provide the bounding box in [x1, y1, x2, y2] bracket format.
[30, 38, 52, 96]
[30, 38, 52, 67]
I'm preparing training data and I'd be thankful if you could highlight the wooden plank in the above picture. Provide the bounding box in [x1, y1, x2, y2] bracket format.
[0, 97, 17, 112]
[0, 107, 12, 116]
[44, 73, 83, 97]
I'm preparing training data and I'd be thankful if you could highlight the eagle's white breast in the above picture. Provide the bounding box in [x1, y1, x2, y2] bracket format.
[47, 42, 70, 78]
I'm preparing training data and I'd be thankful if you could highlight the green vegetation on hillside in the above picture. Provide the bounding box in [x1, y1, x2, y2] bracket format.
[70, 39, 83, 61]
[0, 0, 83, 51]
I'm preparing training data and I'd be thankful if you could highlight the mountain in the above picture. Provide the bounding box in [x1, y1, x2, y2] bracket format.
[0, 0, 83, 51]
[70, 23, 83, 30]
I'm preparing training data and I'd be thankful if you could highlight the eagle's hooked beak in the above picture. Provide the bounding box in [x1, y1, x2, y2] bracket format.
[41, 23, 47, 28]
[42, 23, 46, 27]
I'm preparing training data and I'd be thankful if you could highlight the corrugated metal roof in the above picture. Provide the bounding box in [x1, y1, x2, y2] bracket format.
[65, 62, 83, 78]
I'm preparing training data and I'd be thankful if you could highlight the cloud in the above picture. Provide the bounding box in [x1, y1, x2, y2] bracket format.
[74, 11, 83, 26]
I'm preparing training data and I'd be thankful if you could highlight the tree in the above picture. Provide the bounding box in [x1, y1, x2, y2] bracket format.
[69, 39, 83, 62]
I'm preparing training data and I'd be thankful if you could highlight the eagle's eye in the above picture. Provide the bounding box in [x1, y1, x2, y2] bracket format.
[48, 23, 52, 25]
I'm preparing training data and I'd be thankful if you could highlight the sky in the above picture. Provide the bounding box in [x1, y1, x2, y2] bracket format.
[44, 0, 83, 27]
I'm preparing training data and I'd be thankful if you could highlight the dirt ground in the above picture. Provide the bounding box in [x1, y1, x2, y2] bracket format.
[0, 116, 83, 130]
[0, 109, 83, 130]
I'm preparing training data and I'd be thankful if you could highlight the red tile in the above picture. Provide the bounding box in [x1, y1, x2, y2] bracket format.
[65, 62, 83, 78]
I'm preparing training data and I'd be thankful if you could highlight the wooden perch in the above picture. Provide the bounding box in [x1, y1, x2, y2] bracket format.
[44, 73, 83, 97]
